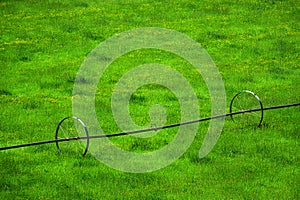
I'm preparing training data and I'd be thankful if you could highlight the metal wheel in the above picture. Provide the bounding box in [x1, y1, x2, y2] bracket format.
[55, 116, 89, 156]
[229, 90, 263, 127]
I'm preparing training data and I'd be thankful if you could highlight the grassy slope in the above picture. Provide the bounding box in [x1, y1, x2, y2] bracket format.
[0, 0, 299, 199]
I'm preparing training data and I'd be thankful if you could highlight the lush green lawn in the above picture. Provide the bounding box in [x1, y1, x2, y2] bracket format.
[0, 0, 299, 199]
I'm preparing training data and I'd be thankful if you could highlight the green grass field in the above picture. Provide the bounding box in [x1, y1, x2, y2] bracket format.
[0, 0, 299, 199]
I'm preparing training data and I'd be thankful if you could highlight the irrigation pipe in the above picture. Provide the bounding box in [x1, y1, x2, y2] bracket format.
[0, 102, 299, 152]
